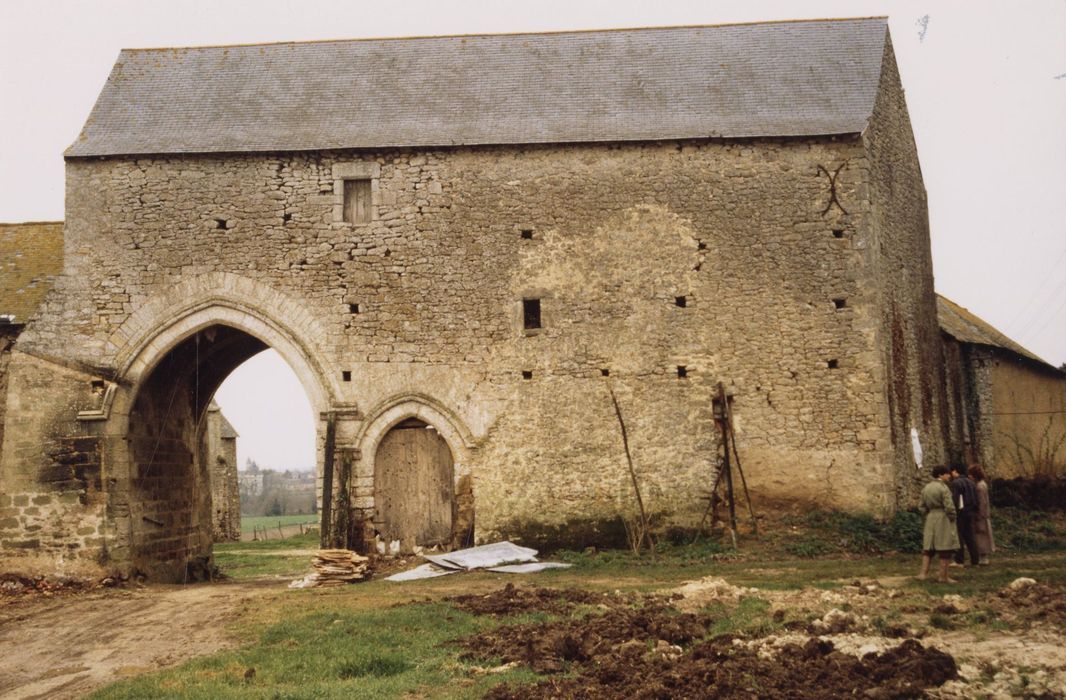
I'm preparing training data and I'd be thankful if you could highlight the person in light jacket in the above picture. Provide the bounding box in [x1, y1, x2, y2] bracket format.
[918, 465, 961, 583]
[969, 464, 995, 565]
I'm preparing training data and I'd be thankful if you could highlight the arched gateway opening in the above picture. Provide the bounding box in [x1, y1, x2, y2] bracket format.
[112, 315, 331, 582]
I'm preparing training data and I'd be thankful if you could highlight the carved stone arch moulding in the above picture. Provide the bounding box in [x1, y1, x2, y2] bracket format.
[105, 273, 340, 423]
[356, 394, 476, 484]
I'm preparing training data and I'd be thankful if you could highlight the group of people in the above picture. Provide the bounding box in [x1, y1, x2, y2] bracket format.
[918, 463, 995, 583]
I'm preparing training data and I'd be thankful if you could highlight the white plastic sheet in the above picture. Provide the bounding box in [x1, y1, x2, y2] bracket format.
[384, 541, 571, 582]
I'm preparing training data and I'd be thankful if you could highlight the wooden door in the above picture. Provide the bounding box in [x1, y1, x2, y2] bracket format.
[374, 419, 455, 548]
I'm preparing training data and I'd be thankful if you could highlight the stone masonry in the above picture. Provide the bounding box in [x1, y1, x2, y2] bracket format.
[0, 20, 950, 580]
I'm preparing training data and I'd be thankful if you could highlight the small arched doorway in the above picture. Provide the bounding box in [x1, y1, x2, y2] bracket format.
[374, 418, 455, 549]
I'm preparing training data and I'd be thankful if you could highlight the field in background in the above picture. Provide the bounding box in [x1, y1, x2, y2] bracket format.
[240, 513, 318, 535]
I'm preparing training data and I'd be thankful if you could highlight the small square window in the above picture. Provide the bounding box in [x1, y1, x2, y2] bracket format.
[342, 370, 352, 382]
[520, 229, 534, 240]
[832, 229, 845, 239]
[827, 359, 839, 369]
[677, 366, 688, 379]
[349, 303, 360, 314]
[343, 179, 372, 224]
[521, 370, 533, 380]
[833, 298, 846, 309]
[675, 296, 687, 308]
[601, 368, 610, 377]
[523, 299, 542, 330]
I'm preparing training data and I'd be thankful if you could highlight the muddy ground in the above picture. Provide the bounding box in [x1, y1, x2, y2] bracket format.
[0, 572, 1064, 698]
[0, 580, 270, 700]
[456, 578, 1066, 699]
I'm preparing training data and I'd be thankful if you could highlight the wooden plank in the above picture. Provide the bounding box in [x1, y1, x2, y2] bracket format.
[374, 422, 454, 548]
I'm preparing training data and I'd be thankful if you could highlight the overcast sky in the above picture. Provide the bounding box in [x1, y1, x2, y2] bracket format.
[2, 1, 1064, 470]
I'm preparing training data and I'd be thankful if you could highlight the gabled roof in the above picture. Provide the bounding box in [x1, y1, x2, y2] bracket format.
[219, 415, 239, 440]
[67, 18, 889, 157]
[0, 222, 63, 325]
[937, 295, 1053, 368]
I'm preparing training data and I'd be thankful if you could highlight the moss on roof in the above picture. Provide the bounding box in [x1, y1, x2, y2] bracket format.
[0, 222, 63, 324]
[937, 294, 1051, 368]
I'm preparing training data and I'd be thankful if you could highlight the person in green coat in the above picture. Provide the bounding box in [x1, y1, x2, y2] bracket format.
[918, 465, 961, 583]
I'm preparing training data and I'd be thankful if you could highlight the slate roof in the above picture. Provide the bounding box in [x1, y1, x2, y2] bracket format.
[0, 222, 63, 325]
[67, 18, 889, 157]
[937, 295, 1052, 368]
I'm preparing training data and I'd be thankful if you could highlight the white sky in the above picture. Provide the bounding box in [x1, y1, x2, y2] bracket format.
[2, 1, 1064, 469]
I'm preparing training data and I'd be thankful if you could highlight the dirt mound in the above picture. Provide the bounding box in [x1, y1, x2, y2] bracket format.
[446, 583, 620, 617]
[456, 600, 714, 674]
[993, 579, 1066, 627]
[485, 637, 957, 699]
[0, 573, 112, 600]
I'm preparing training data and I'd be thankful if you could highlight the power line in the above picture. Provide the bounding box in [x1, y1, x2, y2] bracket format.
[987, 409, 1066, 416]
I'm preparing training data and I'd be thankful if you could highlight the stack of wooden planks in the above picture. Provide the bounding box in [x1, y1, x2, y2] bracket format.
[290, 549, 370, 588]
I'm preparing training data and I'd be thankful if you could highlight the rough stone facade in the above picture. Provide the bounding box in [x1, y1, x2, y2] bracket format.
[939, 296, 1066, 476]
[204, 402, 240, 541]
[0, 22, 950, 580]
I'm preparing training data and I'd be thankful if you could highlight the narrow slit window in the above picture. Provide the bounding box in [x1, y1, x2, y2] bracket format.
[343, 179, 372, 224]
[523, 298, 542, 330]
[342, 370, 352, 382]
[677, 365, 688, 379]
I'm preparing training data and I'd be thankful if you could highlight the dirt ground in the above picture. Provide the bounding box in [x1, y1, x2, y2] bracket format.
[0, 579, 272, 700]
[457, 578, 1066, 699]
[0, 570, 1064, 698]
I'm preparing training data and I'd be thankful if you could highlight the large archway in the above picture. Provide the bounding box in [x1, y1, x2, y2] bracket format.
[105, 310, 333, 582]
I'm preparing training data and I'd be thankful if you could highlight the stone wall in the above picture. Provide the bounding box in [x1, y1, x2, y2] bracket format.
[203, 404, 240, 541]
[3, 116, 935, 572]
[861, 35, 949, 504]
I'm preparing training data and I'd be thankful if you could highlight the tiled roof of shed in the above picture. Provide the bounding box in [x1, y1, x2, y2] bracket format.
[937, 295, 1051, 368]
[67, 18, 888, 157]
[0, 222, 63, 324]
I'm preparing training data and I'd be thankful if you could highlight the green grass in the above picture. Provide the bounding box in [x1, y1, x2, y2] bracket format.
[240, 514, 319, 534]
[88, 602, 539, 699]
[214, 532, 319, 579]
[86, 509, 1066, 699]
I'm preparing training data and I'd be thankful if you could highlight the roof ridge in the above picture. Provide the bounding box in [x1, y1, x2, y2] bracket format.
[120, 16, 888, 52]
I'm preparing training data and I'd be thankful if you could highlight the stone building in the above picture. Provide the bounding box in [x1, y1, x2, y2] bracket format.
[2, 222, 244, 551]
[203, 401, 240, 541]
[0, 19, 950, 580]
[939, 295, 1066, 476]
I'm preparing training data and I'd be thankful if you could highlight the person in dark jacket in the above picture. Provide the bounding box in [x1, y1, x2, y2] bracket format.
[950, 463, 979, 566]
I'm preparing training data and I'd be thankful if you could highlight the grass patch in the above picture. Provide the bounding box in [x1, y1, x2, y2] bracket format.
[240, 514, 319, 534]
[89, 602, 537, 700]
[214, 532, 319, 580]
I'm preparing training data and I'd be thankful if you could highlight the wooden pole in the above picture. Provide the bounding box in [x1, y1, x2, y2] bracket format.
[722, 390, 759, 536]
[717, 382, 738, 549]
[320, 412, 337, 549]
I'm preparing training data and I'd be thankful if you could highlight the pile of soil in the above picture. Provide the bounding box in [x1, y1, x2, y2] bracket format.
[446, 583, 623, 617]
[0, 573, 133, 604]
[0, 573, 96, 598]
[993, 579, 1066, 627]
[456, 599, 715, 673]
[485, 637, 957, 699]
